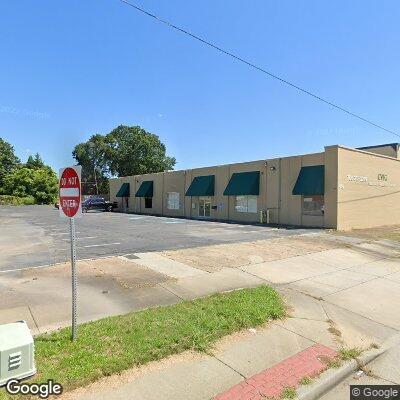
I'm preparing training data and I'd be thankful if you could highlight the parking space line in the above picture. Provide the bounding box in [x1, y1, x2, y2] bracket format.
[49, 232, 81, 236]
[79, 242, 121, 248]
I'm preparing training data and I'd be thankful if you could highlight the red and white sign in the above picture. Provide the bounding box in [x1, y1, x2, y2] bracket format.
[59, 166, 82, 218]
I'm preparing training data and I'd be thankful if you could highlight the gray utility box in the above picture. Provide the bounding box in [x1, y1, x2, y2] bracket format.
[0, 321, 36, 386]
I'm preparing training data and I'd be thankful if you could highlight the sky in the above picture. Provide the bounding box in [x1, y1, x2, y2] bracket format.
[1, 0, 400, 173]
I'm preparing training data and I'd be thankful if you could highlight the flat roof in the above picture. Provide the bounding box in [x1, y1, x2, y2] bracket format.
[357, 143, 399, 151]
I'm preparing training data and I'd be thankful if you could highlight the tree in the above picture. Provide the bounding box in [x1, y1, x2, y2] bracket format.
[0, 138, 20, 187]
[105, 125, 176, 176]
[72, 125, 176, 194]
[26, 153, 45, 169]
[2, 166, 58, 204]
[72, 134, 109, 195]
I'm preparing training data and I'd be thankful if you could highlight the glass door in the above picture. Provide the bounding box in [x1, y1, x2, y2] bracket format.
[199, 197, 211, 217]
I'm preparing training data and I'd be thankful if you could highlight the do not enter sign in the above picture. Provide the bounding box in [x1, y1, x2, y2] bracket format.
[59, 166, 82, 218]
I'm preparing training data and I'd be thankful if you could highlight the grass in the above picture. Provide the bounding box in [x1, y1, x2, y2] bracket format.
[299, 376, 312, 385]
[0, 286, 284, 399]
[281, 386, 297, 399]
[339, 347, 363, 361]
[0, 195, 36, 206]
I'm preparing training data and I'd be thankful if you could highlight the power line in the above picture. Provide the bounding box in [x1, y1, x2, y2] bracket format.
[119, 0, 399, 139]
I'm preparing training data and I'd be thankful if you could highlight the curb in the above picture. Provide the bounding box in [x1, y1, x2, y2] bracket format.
[296, 333, 400, 400]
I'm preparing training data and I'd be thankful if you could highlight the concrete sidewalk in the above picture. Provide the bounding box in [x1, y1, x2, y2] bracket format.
[2, 237, 400, 399]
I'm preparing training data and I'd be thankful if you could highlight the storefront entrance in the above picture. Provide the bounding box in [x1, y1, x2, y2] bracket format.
[198, 197, 211, 218]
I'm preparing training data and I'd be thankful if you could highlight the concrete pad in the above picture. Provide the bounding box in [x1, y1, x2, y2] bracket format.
[377, 239, 400, 250]
[369, 344, 400, 384]
[325, 278, 400, 330]
[306, 248, 380, 269]
[79, 354, 243, 400]
[280, 288, 328, 321]
[288, 279, 341, 298]
[240, 256, 338, 284]
[132, 253, 207, 279]
[277, 318, 339, 349]
[322, 302, 398, 348]
[348, 258, 400, 277]
[385, 270, 400, 283]
[215, 324, 313, 378]
[160, 268, 265, 300]
[307, 270, 374, 290]
[0, 306, 39, 335]
[354, 242, 400, 258]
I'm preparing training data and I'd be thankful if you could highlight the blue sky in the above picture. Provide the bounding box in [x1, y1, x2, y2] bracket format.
[1, 0, 399, 173]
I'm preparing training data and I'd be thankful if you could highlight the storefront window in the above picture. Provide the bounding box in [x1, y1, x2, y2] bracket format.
[167, 192, 180, 210]
[303, 195, 324, 216]
[235, 195, 258, 213]
[145, 197, 152, 209]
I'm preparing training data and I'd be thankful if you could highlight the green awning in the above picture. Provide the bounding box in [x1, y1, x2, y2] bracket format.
[135, 181, 153, 197]
[185, 175, 215, 196]
[116, 182, 130, 197]
[223, 171, 260, 196]
[292, 165, 325, 196]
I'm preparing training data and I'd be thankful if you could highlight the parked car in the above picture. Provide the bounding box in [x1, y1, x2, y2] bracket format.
[54, 198, 117, 212]
[82, 198, 117, 212]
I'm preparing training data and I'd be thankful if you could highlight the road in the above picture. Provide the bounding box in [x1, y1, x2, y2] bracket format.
[0, 205, 317, 272]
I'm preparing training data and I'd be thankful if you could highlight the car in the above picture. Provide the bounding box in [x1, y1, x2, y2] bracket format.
[54, 198, 117, 212]
[82, 198, 117, 213]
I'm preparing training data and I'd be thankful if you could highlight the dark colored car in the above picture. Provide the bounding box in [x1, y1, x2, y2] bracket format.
[82, 198, 117, 212]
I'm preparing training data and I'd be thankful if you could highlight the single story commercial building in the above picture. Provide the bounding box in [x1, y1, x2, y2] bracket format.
[109, 143, 400, 230]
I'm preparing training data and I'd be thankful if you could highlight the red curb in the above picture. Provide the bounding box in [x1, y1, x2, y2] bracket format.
[214, 343, 337, 400]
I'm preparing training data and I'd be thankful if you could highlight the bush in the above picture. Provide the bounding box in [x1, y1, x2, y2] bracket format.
[1, 166, 58, 204]
[0, 195, 36, 206]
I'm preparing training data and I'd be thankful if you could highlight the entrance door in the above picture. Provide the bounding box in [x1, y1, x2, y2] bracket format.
[198, 197, 211, 218]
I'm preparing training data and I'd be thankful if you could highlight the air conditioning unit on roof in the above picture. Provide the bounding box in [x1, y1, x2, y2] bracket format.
[0, 321, 36, 386]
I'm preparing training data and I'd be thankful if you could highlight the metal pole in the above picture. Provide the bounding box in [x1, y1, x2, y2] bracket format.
[69, 217, 77, 341]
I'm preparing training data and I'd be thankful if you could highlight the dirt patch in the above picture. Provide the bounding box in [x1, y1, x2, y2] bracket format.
[13, 257, 172, 289]
[161, 235, 341, 272]
[332, 224, 400, 242]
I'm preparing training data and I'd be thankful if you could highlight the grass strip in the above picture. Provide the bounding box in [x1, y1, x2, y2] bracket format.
[0, 285, 284, 398]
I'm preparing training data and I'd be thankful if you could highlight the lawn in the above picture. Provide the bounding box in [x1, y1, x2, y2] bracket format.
[0, 285, 284, 398]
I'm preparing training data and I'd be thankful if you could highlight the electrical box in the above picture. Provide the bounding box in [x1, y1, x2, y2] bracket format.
[0, 321, 36, 386]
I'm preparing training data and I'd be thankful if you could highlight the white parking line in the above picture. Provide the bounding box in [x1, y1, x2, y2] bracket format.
[79, 242, 121, 248]
[49, 232, 80, 236]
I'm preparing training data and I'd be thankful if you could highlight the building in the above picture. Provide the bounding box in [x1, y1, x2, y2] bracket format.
[109, 143, 400, 230]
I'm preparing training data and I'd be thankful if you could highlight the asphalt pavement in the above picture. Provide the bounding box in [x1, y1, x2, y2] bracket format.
[0, 205, 317, 272]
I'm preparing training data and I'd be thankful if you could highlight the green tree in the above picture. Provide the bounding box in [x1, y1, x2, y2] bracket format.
[72, 134, 109, 195]
[0, 138, 20, 187]
[72, 126, 176, 193]
[2, 166, 58, 204]
[26, 153, 45, 169]
[105, 125, 176, 176]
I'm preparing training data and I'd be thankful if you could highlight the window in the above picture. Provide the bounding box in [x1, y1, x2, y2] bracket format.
[235, 195, 257, 213]
[303, 195, 324, 216]
[167, 192, 180, 210]
[145, 197, 152, 209]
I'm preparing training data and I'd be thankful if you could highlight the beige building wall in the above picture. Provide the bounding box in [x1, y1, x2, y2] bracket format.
[337, 146, 400, 230]
[109, 144, 399, 230]
[265, 151, 332, 228]
[162, 170, 186, 217]
[184, 165, 230, 220]
[133, 173, 163, 215]
[109, 176, 135, 212]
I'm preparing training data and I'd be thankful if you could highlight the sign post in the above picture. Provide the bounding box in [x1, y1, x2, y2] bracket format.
[59, 166, 82, 341]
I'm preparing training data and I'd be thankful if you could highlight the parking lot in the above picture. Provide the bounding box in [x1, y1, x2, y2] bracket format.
[0, 205, 318, 272]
